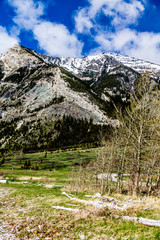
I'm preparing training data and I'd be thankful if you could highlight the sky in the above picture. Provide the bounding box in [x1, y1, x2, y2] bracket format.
[0, 0, 160, 64]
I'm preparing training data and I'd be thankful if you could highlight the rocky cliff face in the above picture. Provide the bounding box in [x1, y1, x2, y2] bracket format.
[0, 45, 113, 125]
[1, 45, 44, 76]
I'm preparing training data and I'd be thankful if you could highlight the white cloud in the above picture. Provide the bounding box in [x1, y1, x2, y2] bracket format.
[6, 0, 160, 63]
[126, 32, 160, 64]
[7, 0, 44, 30]
[74, 0, 145, 33]
[0, 26, 19, 54]
[7, 0, 83, 57]
[9, 25, 21, 38]
[33, 21, 83, 57]
[93, 29, 160, 64]
[74, 0, 160, 64]
[102, 0, 144, 28]
[74, 8, 93, 34]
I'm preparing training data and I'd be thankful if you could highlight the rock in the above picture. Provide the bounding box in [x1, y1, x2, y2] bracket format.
[0, 180, 7, 183]
[52, 206, 80, 212]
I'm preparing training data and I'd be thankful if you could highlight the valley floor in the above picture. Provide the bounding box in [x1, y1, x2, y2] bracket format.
[0, 150, 160, 239]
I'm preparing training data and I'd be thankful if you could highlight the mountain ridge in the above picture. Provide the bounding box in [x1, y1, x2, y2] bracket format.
[0, 44, 159, 150]
[36, 49, 160, 81]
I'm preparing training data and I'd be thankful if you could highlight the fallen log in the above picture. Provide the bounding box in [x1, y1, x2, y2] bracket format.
[114, 215, 160, 227]
[52, 206, 79, 212]
[57, 192, 160, 228]
[62, 192, 127, 210]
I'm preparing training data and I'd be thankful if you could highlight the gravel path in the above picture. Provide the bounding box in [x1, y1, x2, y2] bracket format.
[0, 188, 19, 240]
[0, 222, 19, 240]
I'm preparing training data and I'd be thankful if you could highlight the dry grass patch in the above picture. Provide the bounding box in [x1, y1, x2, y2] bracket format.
[18, 176, 55, 182]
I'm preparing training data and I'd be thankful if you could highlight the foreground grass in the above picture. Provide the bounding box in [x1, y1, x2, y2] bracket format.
[0, 149, 160, 239]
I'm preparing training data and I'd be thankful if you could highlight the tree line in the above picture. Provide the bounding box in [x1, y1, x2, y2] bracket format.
[1, 115, 112, 152]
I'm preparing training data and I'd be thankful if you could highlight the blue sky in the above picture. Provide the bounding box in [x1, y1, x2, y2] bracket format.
[0, 0, 160, 64]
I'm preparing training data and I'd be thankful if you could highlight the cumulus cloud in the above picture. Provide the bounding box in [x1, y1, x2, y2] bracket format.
[7, 0, 83, 57]
[7, 0, 44, 30]
[33, 21, 83, 57]
[95, 29, 137, 51]
[0, 26, 19, 54]
[74, 8, 93, 34]
[74, 0, 145, 34]
[74, 0, 160, 64]
[6, 0, 160, 63]
[126, 32, 160, 64]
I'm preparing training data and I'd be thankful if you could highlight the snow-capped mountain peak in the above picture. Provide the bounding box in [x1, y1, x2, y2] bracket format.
[36, 51, 160, 81]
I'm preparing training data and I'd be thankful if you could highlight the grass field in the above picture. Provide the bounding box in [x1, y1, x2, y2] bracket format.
[0, 149, 160, 239]
[0, 149, 96, 170]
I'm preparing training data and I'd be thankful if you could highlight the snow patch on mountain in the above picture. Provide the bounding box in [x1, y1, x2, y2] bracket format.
[0, 54, 4, 60]
[106, 53, 160, 78]
[37, 52, 160, 81]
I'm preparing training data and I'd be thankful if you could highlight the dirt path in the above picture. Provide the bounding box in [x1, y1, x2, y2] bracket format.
[0, 188, 19, 240]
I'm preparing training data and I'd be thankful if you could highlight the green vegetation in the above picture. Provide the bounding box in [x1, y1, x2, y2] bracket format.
[4, 73, 21, 83]
[90, 66, 141, 116]
[0, 149, 160, 239]
[61, 68, 119, 116]
[1, 60, 160, 238]
[64, 76, 89, 92]
[61, 67, 80, 81]
[3, 67, 29, 84]
[0, 115, 112, 152]
[93, 72, 131, 113]
[96, 73, 122, 90]
[0, 149, 96, 170]
[61, 67, 90, 93]
[91, 74, 160, 196]
[0, 71, 4, 80]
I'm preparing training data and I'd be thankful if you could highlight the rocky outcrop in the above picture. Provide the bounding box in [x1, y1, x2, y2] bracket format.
[1, 44, 44, 77]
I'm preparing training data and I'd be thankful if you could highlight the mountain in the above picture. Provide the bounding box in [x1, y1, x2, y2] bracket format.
[37, 52, 160, 82]
[36, 50, 160, 109]
[0, 44, 159, 151]
[0, 45, 115, 150]
[0, 45, 111, 123]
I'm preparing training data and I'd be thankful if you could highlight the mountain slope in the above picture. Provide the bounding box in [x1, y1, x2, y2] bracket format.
[1, 44, 159, 151]
[0, 45, 119, 150]
[37, 50, 160, 107]
[0, 44, 113, 124]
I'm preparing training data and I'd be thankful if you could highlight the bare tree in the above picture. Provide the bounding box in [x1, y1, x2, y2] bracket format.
[97, 73, 160, 196]
[69, 74, 160, 196]
[118, 73, 160, 195]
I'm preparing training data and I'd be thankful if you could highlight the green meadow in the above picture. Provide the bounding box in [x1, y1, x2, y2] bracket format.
[0, 149, 160, 239]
